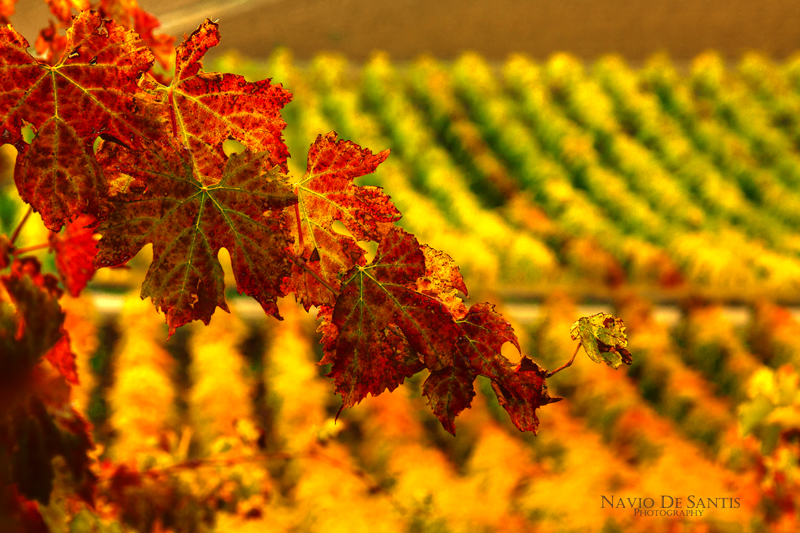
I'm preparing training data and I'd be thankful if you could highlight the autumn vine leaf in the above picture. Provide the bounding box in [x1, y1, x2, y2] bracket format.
[0, 258, 93, 506]
[416, 245, 468, 312]
[491, 356, 561, 433]
[320, 227, 560, 434]
[429, 303, 561, 435]
[319, 227, 447, 408]
[569, 312, 633, 369]
[48, 214, 99, 297]
[94, 139, 297, 334]
[141, 19, 292, 181]
[455, 303, 518, 381]
[34, 0, 175, 68]
[98, 0, 176, 69]
[0, 11, 155, 230]
[422, 354, 476, 435]
[1, 258, 71, 385]
[289, 132, 401, 309]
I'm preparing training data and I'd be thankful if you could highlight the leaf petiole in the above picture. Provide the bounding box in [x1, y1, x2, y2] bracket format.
[12, 229, 97, 257]
[293, 187, 304, 248]
[9, 207, 33, 245]
[546, 341, 582, 378]
[12, 242, 51, 256]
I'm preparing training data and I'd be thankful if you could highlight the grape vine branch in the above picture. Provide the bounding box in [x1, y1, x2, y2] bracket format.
[0, 0, 633, 527]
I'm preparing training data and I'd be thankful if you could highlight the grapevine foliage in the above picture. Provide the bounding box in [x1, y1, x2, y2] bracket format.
[570, 313, 633, 369]
[0, 0, 632, 526]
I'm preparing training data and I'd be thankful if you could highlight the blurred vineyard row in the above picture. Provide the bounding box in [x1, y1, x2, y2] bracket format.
[3, 50, 800, 531]
[34, 287, 800, 533]
[229, 48, 800, 304]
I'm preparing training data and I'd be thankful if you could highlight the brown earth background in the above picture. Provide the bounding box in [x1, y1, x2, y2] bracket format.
[10, 0, 800, 62]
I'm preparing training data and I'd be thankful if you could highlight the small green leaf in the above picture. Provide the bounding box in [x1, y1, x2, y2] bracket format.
[569, 313, 633, 369]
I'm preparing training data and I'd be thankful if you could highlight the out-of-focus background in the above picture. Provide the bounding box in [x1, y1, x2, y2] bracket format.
[3, 1, 800, 532]
[11, 0, 800, 61]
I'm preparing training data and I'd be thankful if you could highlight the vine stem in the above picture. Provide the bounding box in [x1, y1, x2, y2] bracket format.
[12, 242, 51, 255]
[285, 251, 339, 297]
[11, 229, 96, 257]
[9, 207, 32, 245]
[546, 342, 582, 378]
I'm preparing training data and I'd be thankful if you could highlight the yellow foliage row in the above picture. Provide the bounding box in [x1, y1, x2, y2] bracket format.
[61, 288, 800, 532]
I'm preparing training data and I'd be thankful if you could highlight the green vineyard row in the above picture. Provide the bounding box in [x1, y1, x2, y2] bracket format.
[202, 49, 800, 305]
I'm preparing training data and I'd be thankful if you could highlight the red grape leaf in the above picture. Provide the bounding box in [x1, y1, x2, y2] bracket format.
[320, 227, 460, 407]
[319, 228, 559, 433]
[44, 332, 78, 385]
[288, 132, 401, 309]
[1, 258, 71, 384]
[48, 213, 99, 297]
[0, 258, 92, 506]
[94, 140, 297, 334]
[417, 245, 467, 295]
[0, 11, 155, 230]
[422, 354, 476, 435]
[36, 0, 175, 70]
[423, 303, 561, 434]
[6, 372, 95, 505]
[139, 19, 292, 183]
[491, 356, 561, 434]
[456, 303, 518, 380]
[99, 0, 176, 70]
[421, 304, 514, 433]
[320, 303, 424, 413]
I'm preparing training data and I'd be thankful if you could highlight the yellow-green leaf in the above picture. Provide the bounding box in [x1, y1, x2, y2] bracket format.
[569, 312, 633, 369]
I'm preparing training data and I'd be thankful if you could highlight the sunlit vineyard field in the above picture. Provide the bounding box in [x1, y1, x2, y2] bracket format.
[2, 50, 800, 532]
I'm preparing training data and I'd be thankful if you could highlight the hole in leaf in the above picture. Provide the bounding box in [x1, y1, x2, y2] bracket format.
[0, 144, 18, 188]
[331, 220, 352, 237]
[117, 243, 153, 275]
[223, 139, 246, 157]
[358, 240, 378, 263]
[93, 137, 103, 154]
[21, 122, 35, 144]
[217, 247, 235, 287]
[501, 341, 521, 364]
